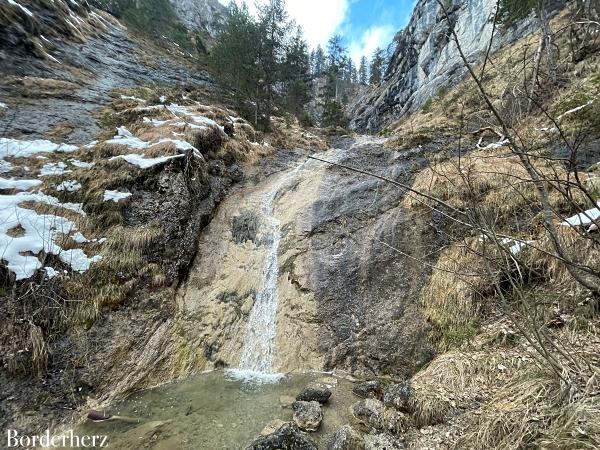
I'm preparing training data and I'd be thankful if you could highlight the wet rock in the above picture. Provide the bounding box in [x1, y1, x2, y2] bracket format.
[292, 401, 322, 432]
[353, 381, 385, 400]
[296, 382, 332, 403]
[363, 433, 404, 450]
[383, 381, 412, 412]
[328, 425, 365, 450]
[232, 211, 260, 244]
[246, 422, 317, 450]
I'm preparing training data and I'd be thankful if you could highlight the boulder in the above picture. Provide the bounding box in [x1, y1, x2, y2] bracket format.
[351, 399, 410, 434]
[296, 382, 332, 403]
[246, 423, 317, 450]
[352, 381, 385, 400]
[382, 381, 412, 412]
[351, 399, 385, 432]
[293, 401, 323, 432]
[328, 424, 365, 450]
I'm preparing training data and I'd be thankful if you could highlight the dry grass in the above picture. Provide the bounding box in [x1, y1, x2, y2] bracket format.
[409, 349, 524, 427]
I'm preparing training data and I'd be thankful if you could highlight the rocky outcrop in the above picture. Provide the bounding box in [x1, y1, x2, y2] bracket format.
[352, 381, 385, 400]
[350, 0, 537, 132]
[328, 425, 365, 450]
[169, 0, 226, 37]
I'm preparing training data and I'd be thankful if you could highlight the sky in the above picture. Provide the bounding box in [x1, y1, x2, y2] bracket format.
[217, 0, 417, 64]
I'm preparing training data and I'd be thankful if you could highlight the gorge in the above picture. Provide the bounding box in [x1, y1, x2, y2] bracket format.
[1, 0, 599, 449]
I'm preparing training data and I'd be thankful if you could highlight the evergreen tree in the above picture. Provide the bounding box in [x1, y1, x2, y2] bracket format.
[497, 0, 537, 25]
[369, 47, 385, 85]
[312, 45, 326, 75]
[358, 55, 368, 85]
[282, 27, 311, 116]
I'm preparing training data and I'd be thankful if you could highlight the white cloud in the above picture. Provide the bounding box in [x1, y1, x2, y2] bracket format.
[219, 0, 349, 48]
[348, 25, 395, 65]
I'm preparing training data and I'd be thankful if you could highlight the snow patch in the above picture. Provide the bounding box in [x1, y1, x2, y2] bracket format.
[0, 138, 78, 159]
[0, 192, 96, 280]
[0, 177, 42, 191]
[69, 159, 95, 169]
[56, 180, 82, 192]
[103, 189, 132, 202]
[110, 153, 184, 169]
[40, 162, 71, 177]
[561, 202, 600, 227]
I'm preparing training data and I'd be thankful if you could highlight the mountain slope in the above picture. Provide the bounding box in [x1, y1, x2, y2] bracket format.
[349, 0, 543, 132]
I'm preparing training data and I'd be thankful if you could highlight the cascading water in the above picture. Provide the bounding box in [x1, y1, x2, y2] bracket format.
[230, 162, 306, 383]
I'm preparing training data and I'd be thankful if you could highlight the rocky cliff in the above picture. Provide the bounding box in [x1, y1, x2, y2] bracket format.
[169, 0, 226, 38]
[349, 0, 536, 132]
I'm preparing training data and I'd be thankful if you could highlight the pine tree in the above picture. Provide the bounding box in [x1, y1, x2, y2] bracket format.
[358, 55, 368, 85]
[312, 45, 326, 76]
[369, 47, 385, 85]
[282, 27, 311, 116]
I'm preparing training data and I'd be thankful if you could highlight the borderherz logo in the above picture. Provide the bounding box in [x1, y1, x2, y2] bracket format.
[6, 430, 108, 448]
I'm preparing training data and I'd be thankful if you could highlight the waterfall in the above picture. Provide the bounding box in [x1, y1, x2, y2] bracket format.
[229, 162, 305, 383]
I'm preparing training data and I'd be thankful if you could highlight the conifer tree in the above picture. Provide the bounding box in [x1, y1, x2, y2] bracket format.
[358, 55, 368, 85]
[369, 47, 385, 85]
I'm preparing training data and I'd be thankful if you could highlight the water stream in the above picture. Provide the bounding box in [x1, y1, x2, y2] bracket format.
[230, 162, 306, 382]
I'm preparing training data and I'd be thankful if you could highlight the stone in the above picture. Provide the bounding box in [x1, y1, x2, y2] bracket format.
[292, 401, 323, 432]
[363, 433, 404, 450]
[352, 399, 410, 434]
[351, 399, 385, 432]
[296, 382, 332, 403]
[327, 424, 365, 450]
[261, 419, 288, 436]
[353, 381, 385, 400]
[382, 381, 412, 412]
[246, 423, 318, 450]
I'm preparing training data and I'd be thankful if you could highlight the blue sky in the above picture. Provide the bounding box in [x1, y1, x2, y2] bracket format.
[219, 0, 416, 64]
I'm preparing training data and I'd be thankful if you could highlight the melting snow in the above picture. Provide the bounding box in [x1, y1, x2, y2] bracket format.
[121, 95, 146, 103]
[40, 161, 71, 176]
[105, 127, 198, 153]
[143, 117, 171, 127]
[0, 102, 6, 109]
[110, 153, 184, 169]
[56, 180, 82, 192]
[557, 100, 594, 122]
[69, 159, 95, 169]
[44, 267, 58, 279]
[103, 189, 132, 202]
[0, 160, 13, 173]
[0, 192, 96, 280]
[561, 202, 600, 226]
[0, 177, 42, 191]
[0, 138, 78, 159]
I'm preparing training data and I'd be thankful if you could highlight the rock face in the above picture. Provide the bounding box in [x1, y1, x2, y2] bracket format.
[176, 137, 436, 377]
[293, 401, 323, 432]
[349, 0, 535, 132]
[169, 0, 226, 37]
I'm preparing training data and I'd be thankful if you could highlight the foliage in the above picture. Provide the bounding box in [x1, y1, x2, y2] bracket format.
[497, 0, 538, 26]
[369, 47, 386, 85]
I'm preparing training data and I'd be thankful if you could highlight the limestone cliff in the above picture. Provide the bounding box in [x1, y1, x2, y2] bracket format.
[349, 0, 537, 132]
[169, 0, 226, 38]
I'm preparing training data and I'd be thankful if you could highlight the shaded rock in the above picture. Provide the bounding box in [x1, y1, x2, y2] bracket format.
[353, 381, 385, 400]
[232, 211, 260, 244]
[383, 381, 412, 412]
[363, 433, 404, 450]
[296, 382, 332, 403]
[328, 424, 365, 450]
[293, 401, 322, 432]
[246, 423, 317, 450]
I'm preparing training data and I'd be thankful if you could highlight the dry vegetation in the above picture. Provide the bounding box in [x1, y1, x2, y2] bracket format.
[393, 5, 600, 449]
